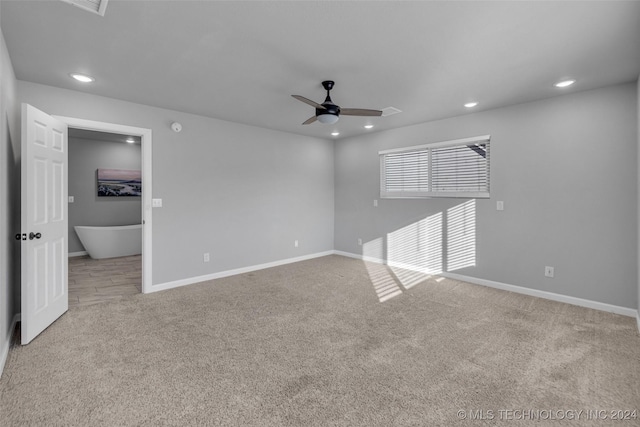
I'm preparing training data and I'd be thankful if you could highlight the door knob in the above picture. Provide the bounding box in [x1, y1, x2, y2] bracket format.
[29, 232, 42, 240]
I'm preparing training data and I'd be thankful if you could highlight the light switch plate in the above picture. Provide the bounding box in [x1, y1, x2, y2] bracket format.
[68, 196, 74, 203]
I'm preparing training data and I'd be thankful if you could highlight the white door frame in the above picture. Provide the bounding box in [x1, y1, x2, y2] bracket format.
[54, 116, 153, 293]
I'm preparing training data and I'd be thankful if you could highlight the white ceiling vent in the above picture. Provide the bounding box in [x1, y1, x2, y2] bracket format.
[60, 0, 109, 16]
[381, 107, 402, 117]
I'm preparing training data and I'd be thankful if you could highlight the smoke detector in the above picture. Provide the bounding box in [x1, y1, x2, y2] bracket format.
[60, 0, 109, 16]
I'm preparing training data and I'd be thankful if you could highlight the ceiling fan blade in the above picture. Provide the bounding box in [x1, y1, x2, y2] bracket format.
[292, 95, 326, 110]
[341, 108, 383, 117]
[302, 115, 318, 125]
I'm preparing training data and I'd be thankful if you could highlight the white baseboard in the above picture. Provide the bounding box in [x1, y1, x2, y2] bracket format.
[334, 250, 385, 264]
[442, 271, 637, 318]
[0, 313, 20, 379]
[637, 312, 640, 335]
[68, 251, 88, 258]
[150, 250, 335, 294]
[334, 250, 638, 318]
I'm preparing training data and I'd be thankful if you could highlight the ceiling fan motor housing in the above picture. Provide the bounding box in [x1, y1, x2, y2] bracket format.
[316, 103, 340, 117]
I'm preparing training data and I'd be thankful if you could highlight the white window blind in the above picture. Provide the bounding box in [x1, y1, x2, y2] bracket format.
[382, 149, 429, 193]
[380, 135, 490, 199]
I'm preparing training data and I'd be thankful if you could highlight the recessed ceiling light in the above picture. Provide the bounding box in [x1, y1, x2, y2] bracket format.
[126, 138, 135, 144]
[554, 79, 575, 88]
[364, 124, 374, 129]
[69, 73, 95, 83]
[331, 132, 340, 137]
[464, 102, 478, 108]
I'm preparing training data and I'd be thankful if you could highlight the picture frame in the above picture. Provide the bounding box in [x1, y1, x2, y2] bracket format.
[97, 168, 142, 197]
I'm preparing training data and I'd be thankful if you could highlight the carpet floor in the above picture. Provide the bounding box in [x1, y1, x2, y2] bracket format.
[1, 255, 639, 426]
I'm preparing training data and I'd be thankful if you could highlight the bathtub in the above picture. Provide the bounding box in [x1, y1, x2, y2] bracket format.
[74, 224, 142, 259]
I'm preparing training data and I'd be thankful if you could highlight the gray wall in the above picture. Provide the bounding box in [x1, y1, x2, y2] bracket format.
[18, 80, 335, 286]
[0, 9, 20, 371]
[335, 82, 638, 309]
[68, 137, 142, 253]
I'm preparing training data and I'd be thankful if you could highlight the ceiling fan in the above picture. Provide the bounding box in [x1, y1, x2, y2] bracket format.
[292, 80, 382, 125]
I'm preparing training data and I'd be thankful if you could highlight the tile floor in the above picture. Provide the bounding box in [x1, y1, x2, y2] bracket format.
[68, 255, 141, 308]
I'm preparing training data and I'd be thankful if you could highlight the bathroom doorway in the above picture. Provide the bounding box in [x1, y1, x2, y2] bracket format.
[55, 116, 153, 305]
[67, 129, 143, 307]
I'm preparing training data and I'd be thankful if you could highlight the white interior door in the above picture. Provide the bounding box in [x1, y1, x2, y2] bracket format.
[21, 103, 68, 345]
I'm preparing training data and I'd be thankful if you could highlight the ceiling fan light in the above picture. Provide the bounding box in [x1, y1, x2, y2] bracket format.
[317, 114, 339, 124]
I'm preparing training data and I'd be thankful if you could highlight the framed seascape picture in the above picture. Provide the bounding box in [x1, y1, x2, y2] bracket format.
[97, 168, 142, 197]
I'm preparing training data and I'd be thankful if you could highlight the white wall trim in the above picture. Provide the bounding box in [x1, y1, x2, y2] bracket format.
[68, 251, 88, 258]
[150, 251, 335, 293]
[637, 312, 640, 335]
[334, 250, 638, 318]
[442, 271, 637, 318]
[378, 134, 491, 155]
[0, 313, 20, 379]
[334, 250, 385, 264]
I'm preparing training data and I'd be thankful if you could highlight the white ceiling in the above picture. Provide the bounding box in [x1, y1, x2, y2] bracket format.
[2, 1, 639, 140]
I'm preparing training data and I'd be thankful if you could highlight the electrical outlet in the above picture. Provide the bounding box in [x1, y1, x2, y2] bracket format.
[497, 201, 504, 211]
[545, 266, 554, 278]
[68, 196, 75, 203]
[358, 238, 363, 246]
[373, 199, 378, 207]
[294, 240, 299, 248]
[203, 253, 210, 263]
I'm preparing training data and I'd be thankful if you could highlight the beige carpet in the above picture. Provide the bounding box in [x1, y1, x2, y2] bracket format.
[1, 255, 639, 426]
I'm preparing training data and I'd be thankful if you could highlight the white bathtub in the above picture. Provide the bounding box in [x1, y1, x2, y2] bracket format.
[74, 224, 142, 259]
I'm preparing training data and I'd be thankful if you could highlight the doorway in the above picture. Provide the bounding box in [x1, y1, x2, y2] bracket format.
[67, 129, 143, 307]
[54, 116, 153, 295]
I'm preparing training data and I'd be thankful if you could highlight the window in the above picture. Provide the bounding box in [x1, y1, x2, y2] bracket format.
[380, 135, 490, 198]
